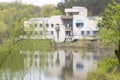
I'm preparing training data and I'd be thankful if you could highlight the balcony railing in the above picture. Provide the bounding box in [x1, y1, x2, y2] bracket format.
[61, 16, 73, 19]
[65, 27, 72, 31]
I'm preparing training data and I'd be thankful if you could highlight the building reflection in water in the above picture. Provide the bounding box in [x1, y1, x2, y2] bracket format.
[43, 49, 104, 80]
[0, 48, 111, 80]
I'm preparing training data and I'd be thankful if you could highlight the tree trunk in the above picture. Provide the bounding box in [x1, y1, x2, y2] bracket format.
[115, 40, 120, 64]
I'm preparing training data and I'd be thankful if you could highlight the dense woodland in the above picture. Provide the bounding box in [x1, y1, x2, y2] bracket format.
[57, 0, 120, 15]
[0, 2, 62, 44]
[0, 2, 41, 44]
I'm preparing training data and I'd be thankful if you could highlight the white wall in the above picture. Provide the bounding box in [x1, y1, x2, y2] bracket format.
[73, 15, 98, 36]
[24, 16, 66, 42]
[48, 16, 66, 42]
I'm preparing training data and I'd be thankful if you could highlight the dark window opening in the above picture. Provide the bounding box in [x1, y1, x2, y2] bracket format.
[40, 31, 43, 35]
[93, 31, 98, 35]
[40, 24, 42, 27]
[46, 24, 49, 28]
[34, 24, 37, 28]
[76, 20, 84, 28]
[76, 23, 84, 27]
[66, 31, 71, 36]
[81, 31, 84, 35]
[56, 24, 59, 26]
[51, 24, 54, 27]
[87, 31, 90, 35]
[63, 19, 73, 27]
[51, 31, 54, 35]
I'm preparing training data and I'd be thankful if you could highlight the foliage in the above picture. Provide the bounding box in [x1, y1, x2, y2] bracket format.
[0, 2, 53, 73]
[16, 39, 52, 51]
[40, 4, 62, 17]
[57, 0, 119, 15]
[100, 1, 120, 49]
[50, 9, 62, 16]
[87, 56, 120, 80]
[0, 2, 41, 44]
[87, 1, 120, 80]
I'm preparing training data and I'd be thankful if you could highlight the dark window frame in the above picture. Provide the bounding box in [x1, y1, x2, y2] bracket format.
[51, 24, 54, 27]
[81, 31, 84, 35]
[76, 23, 84, 27]
[40, 24, 42, 28]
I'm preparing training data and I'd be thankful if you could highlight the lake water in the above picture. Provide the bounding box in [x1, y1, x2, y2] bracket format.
[0, 48, 112, 80]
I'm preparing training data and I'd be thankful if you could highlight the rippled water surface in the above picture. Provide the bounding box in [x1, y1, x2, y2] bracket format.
[0, 48, 111, 80]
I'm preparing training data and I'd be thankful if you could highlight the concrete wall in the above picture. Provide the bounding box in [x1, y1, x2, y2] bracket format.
[73, 15, 99, 36]
[49, 16, 66, 42]
[24, 16, 66, 42]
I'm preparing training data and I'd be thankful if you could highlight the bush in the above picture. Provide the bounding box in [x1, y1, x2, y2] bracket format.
[87, 56, 120, 80]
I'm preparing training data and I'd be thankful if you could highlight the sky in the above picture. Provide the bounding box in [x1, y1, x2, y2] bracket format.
[0, 0, 63, 6]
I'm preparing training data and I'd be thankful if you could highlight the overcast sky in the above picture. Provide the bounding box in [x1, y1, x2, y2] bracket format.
[0, 0, 63, 6]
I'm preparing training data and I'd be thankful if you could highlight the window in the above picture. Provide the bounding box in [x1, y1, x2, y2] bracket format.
[40, 24, 42, 27]
[56, 24, 59, 27]
[76, 23, 84, 27]
[51, 24, 54, 27]
[66, 31, 71, 36]
[93, 31, 98, 35]
[51, 31, 54, 35]
[47, 31, 54, 35]
[63, 19, 73, 27]
[34, 24, 37, 28]
[46, 24, 49, 28]
[40, 31, 43, 35]
[76, 20, 84, 28]
[87, 31, 90, 35]
[81, 31, 84, 35]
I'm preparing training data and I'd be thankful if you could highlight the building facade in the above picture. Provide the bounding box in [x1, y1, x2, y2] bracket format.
[24, 6, 101, 42]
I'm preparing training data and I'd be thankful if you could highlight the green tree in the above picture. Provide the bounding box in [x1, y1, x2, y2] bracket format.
[100, 1, 120, 64]
[50, 9, 62, 16]
[40, 4, 55, 17]
[0, 21, 7, 44]
[40, 4, 62, 17]
[57, 0, 115, 15]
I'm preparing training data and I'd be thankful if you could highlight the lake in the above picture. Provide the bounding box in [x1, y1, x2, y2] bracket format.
[0, 48, 112, 80]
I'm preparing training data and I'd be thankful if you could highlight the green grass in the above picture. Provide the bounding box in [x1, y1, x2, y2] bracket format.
[15, 39, 53, 51]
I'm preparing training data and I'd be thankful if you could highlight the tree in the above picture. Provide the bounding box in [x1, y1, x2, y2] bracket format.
[40, 4, 62, 17]
[40, 4, 55, 17]
[0, 21, 7, 44]
[50, 9, 62, 16]
[57, 0, 115, 15]
[100, 1, 120, 64]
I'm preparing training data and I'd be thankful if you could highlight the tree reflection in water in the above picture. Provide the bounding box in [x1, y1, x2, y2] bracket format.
[0, 48, 112, 80]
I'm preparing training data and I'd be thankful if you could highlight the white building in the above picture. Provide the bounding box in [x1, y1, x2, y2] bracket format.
[24, 6, 101, 42]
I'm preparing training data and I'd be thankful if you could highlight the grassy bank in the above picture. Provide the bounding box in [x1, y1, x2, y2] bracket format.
[53, 40, 103, 49]
[15, 39, 53, 51]
[87, 55, 120, 80]
[53, 40, 91, 48]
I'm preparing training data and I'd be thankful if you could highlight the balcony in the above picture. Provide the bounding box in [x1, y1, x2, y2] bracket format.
[61, 16, 73, 20]
[65, 27, 72, 31]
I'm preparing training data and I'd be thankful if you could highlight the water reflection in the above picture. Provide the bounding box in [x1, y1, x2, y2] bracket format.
[0, 48, 111, 80]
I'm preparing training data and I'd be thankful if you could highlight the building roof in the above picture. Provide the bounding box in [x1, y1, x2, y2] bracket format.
[65, 6, 87, 13]
[29, 18, 49, 21]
